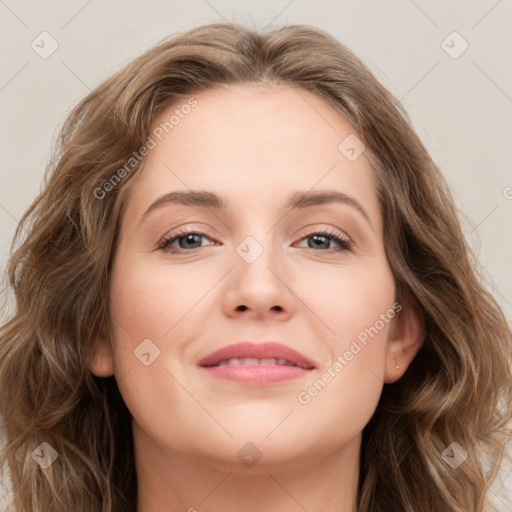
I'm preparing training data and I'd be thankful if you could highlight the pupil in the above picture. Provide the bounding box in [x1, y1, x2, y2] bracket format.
[310, 234, 329, 249]
[180, 234, 201, 248]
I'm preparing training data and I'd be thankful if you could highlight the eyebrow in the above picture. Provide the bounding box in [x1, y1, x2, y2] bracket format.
[142, 189, 372, 228]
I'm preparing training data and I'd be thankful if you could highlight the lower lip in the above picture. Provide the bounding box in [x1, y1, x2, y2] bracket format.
[200, 365, 312, 385]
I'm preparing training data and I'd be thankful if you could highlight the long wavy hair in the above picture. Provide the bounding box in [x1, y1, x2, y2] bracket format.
[0, 22, 511, 512]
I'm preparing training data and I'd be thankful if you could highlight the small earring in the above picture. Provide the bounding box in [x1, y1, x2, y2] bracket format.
[395, 360, 400, 370]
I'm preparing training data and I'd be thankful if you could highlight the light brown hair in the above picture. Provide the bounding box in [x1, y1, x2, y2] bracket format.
[1, 22, 511, 512]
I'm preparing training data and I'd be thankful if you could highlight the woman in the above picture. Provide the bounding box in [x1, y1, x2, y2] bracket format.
[0, 22, 510, 512]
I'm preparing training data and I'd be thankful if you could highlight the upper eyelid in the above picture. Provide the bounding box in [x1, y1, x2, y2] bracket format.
[162, 225, 349, 241]
[296, 225, 351, 241]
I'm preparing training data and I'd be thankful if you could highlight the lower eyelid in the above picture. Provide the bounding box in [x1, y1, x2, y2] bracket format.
[161, 232, 215, 250]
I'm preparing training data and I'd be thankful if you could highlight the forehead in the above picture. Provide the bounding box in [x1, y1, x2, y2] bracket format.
[122, 83, 381, 229]
[150, 82, 356, 169]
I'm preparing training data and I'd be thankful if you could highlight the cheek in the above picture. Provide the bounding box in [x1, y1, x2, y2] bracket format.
[107, 255, 223, 410]
[109, 255, 215, 345]
[288, 259, 395, 436]
[295, 256, 396, 346]
[107, 256, 211, 438]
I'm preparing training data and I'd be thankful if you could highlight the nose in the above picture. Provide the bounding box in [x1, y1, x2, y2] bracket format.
[221, 239, 297, 321]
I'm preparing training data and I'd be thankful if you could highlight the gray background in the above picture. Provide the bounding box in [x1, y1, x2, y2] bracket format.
[0, 0, 511, 509]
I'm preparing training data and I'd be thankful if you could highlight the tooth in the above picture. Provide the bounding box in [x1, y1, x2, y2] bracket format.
[241, 358, 260, 366]
[215, 357, 299, 367]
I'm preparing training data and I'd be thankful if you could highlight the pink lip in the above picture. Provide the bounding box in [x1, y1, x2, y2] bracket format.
[198, 342, 315, 385]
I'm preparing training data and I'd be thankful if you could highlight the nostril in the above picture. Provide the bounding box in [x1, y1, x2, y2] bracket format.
[235, 305, 283, 312]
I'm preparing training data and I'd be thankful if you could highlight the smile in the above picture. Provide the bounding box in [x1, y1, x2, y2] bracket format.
[213, 357, 300, 367]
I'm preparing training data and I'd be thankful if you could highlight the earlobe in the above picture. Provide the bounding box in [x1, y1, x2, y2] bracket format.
[383, 295, 425, 384]
[87, 334, 115, 377]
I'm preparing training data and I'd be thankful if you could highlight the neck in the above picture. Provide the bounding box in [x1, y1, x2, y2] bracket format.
[134, 424, 361, 512]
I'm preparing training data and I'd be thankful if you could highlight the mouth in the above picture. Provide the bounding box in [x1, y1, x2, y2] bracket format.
[212, 357, 306, 368]
[198, 341, 315, 385]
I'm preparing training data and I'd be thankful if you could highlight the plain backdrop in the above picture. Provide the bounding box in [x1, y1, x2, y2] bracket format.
[0, 0, 511, 509]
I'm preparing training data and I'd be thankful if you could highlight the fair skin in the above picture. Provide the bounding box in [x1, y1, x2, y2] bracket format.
[89, 83, 424, 512]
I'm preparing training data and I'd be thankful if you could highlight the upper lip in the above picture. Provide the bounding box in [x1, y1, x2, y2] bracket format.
[198, 342, 316, 369]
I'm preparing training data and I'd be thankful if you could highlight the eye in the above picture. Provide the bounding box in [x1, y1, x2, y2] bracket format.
[295, 230, 351, 252]
[158, 228, 352, 254]
[159, 230, 217, 253]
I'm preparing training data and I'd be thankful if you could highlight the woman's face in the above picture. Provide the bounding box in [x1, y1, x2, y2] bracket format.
[90, 83, 422, 472]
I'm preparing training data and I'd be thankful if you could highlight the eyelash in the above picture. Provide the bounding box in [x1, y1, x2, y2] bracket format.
[158, 228, 352, 254]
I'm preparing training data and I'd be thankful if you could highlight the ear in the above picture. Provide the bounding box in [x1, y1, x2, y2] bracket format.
[383, 295, 425, 384]
[87, 327, 115, 377]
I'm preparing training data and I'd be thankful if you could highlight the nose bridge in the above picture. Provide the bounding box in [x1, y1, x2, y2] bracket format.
[234, 231, 280, 288]
[222, 228, 296, 318]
